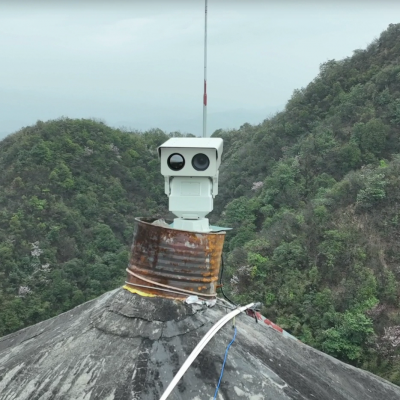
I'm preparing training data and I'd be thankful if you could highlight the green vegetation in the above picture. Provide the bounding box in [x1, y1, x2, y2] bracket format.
[213, 23, 400, 384]
[0, 118, 174, 334]
[1, 22, 400, 385]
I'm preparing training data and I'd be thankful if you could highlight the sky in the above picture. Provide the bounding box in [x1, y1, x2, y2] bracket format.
[1, 0, 400, 139]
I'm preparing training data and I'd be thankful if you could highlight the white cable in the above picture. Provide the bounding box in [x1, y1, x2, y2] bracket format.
[159, 302, 254, 400]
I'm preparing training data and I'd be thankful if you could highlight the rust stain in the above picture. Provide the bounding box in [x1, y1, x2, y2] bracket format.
[126, 218, 226, 299]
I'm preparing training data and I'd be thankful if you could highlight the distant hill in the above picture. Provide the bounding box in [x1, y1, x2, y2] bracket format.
[0, 118, 172, 336]
[211, 23, 400, 384]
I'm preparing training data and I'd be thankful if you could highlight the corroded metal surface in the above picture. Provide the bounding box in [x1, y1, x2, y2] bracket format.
[126, 218, 225, 298]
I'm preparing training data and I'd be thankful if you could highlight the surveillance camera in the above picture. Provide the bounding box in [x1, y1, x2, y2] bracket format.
[158, 137, 223, 232]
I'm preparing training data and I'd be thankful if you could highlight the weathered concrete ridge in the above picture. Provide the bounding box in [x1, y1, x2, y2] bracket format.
[0, 289, 399, 400]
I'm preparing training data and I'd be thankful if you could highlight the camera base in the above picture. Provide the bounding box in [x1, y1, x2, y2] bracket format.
[173, 217, 210, 232]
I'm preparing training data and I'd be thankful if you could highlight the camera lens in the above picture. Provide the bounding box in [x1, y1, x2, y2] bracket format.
[192, 153, 210, 171]
[167, 153, 185, 171]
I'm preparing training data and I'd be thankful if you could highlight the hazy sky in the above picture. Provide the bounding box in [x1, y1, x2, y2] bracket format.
[1, 1, 399, 139]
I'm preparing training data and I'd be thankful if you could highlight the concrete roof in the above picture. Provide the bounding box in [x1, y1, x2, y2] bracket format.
[1, 288, 399, 400]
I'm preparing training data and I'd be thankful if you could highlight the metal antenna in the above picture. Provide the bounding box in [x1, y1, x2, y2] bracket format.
[203, 0, 208, 137]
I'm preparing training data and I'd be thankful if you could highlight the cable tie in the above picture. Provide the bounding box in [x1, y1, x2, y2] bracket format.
[126, 268, 216, 298]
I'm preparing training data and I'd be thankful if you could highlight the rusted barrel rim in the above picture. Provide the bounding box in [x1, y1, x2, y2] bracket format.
[133, 217, 226, 235]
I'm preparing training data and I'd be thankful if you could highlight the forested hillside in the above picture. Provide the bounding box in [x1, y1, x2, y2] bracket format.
[213, 23, 400, 383]
[2, 22, 400, 385]
[0, 119, 174, 334]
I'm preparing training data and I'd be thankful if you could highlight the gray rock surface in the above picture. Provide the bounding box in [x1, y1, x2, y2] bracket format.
[0, 288, 399, 400]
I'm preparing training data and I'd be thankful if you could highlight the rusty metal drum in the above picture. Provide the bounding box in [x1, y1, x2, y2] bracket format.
[126, 218, 226, 299]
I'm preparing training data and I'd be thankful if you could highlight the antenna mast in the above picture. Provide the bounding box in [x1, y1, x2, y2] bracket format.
[203, 0, 208, 137]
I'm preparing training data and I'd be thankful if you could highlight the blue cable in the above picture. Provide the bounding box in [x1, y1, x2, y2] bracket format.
[213, 325, 237, 399]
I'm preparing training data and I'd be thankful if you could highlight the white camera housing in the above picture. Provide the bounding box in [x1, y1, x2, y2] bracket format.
[158, 137, 223, 232]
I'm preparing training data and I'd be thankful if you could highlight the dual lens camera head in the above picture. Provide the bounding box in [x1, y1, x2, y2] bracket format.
[158, 137, 223, 231]
[168, 152, 210, 172]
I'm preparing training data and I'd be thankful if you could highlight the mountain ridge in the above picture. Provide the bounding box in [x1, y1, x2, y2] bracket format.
[211, 23, 400, 384]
